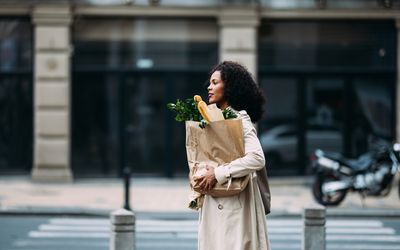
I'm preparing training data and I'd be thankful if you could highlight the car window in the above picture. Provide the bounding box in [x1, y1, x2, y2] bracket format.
[278, 130, 297, 138]
[307, 124, 341, 132]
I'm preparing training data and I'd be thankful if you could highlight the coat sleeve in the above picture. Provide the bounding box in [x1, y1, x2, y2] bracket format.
[214, 111, 266, 184]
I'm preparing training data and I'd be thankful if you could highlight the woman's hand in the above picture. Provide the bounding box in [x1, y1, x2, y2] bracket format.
[195, 166, 217, 192]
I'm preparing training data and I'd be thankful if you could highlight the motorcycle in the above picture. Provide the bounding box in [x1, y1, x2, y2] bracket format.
[311, 143, 400, 206]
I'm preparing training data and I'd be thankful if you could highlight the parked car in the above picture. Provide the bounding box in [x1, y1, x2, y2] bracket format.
[259, 124, 342, 166]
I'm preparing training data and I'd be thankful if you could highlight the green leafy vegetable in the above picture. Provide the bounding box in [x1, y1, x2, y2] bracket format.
[167, 98, 202, 122]
[188, 199, 198, 209]
[199, 119, 209, 129]
[223, 108, 237, 120]
[167, 98, 238, 125]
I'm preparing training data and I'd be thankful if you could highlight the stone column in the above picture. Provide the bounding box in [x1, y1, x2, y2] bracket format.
[218, 8, 260, 76]
[396, 19, 400, 143]
[31, 5, 73, 182]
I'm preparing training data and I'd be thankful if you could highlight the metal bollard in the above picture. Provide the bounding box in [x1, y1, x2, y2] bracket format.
[123, 167, 131, 211]
[110, 208, 136, 250]
[302, 204, 326, 250]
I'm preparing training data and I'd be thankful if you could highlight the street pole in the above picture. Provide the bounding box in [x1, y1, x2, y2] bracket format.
[123, 166, 131, 211]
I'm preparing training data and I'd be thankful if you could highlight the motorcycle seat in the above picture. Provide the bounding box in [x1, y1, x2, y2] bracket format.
[345, 153, 373, 172]
[323, 151, 373, 172]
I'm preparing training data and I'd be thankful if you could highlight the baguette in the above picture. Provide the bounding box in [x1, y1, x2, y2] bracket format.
[197, 101, 211, 122]
[194, 95, 202, 103]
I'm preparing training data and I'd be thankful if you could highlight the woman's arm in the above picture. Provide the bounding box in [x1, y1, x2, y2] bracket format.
[214, 111, 265, 184]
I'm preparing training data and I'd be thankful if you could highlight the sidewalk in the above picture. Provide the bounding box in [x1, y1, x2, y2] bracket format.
[0, 175, 399, 217]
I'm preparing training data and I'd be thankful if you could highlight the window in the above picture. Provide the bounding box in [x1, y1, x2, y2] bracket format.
[0, 18, 33, 173]
[72, 18, 218, 176]
[258, 20, 395, 175]
[259, 20, 396, 71]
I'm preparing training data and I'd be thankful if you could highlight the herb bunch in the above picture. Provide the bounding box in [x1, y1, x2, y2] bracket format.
[167, 97, 238, 123]
[223, 108, 237, 120]
[167, 98, 202, 122]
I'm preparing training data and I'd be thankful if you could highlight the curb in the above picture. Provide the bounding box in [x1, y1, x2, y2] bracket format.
[0, 207, 199, 220]
[1, 206, 400, 219]
[326, 208, 400, 218]
[0, 206, 111, 217]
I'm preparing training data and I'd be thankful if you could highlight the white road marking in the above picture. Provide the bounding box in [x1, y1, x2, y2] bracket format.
[28, 231, 109, 238]
[326, 244, 400, 250]
[327, 234, 400, 242]
[20, 217, 400, 250]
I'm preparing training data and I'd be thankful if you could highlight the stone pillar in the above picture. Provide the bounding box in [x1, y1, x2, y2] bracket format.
[110, 208, 136, 250]
[302, 205, 326, 250]
[396, 19, 400, 143]
[218, 8, 260, 76]
[31, 5, 73, 182]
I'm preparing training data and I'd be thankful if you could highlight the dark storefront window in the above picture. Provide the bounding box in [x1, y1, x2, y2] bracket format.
[258, 20, 396, 176]
[73, 0, 257, 7]
[259, 20, 396, 71]
[350, 77, 395, 154]
[72, 18, 217, 177]
[0, 18, 33, 173]
[261, 0, 400, 9]
[259, 78, 298, 175]
[72, 0, 400, 9]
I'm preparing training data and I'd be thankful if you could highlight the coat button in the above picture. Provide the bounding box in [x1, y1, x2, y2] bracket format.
[218, 204, 223, 210]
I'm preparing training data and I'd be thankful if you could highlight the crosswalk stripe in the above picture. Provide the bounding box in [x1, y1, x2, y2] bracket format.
[326, 220, 384, 227]
[13, 239, 108, 248]
[268, 227, 395, 234]
[21, 217, 400, 250]
[268, 243, 299, 249]
[137, 242, 196, 248]
[267, 220, 384, 227]
[29, 232, 400, 244]
[44, 219, 389, 228]
[269, 243, 400, 250]
[29, 231, 109, 238]
[38, 224, 396, 235]
[327, 228, 395, 234]
[139, 227, 398, 235]
[48, 218, 384, 227]
[14, 239, 400, 250]
[326, 244, 400, 250]
[49, 218, 109, 225]
[327, 234, 400, 242]
[39, 225, 110, 232]
[136, 219, 385, 227]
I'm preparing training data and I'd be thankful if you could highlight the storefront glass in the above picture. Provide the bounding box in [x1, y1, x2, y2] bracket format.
[259, 20, 396, 71]
[74, 0, 257, 7]
[261, 0, 399, 9]
[0, 19, 33, 173]
[71, 0, 399, 8]
[72, 18, 217, 176]
[258, 20, 396, 175]
[258, 77, 298, 175]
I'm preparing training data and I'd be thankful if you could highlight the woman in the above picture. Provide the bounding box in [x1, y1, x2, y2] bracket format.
[195, 61, 271, 250]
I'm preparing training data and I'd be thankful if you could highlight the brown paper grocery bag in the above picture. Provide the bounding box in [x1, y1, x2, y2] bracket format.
[186, 119, 250, 197]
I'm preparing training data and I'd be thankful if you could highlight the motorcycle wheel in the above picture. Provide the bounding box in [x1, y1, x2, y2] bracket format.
[312, 174, 347, 206]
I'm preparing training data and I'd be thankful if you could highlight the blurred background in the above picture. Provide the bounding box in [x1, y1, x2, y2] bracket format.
[0, 0, 399, 181]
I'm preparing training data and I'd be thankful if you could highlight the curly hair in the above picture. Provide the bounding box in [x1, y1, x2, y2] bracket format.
[207, 61, 266, 123]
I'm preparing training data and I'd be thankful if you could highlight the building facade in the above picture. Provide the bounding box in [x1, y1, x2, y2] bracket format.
[0, 0, 399, 180]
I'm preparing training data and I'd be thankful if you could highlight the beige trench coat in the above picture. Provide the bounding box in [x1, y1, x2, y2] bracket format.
[198, 110, 271, 250]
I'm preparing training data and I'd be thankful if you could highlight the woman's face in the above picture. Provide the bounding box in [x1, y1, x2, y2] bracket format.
[207, 70, 228, 109]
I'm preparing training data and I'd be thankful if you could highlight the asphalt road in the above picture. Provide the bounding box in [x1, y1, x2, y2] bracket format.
[1, 214, 400, 250]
